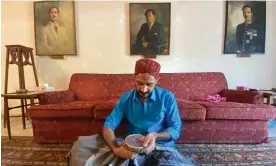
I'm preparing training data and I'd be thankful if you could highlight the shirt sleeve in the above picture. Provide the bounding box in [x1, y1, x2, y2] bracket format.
[165, 94, 182, 141]
[103, 98, 125, 131]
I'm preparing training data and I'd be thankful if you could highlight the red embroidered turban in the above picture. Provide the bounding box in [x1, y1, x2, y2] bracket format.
[135, 59, 161, 79]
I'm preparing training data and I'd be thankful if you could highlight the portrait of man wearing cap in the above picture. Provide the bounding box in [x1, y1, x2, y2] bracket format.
[69, 59, 199, 166]
[223, 1, 266, 54]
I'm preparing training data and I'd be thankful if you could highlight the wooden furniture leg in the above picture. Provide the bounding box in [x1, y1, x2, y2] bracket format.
[3, 113, 7, 128]
[3, 47, 10, 128]
[4, 98, 11, 139]
[20, 99, 26, 129]
[24, 99, 29, 120]
[3, 103, 7, 128]
[1, 92, 42, 139]
[17, 48, 27, 129]
[4, 47, 10, 94]
[263, 93, 272, 105]
[30, 97, 35, 106]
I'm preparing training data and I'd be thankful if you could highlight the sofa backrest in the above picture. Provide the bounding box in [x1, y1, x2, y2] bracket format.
[69, 73, 135, 101]
[157, 72, 228, 100]
[69, 72, 228, 101]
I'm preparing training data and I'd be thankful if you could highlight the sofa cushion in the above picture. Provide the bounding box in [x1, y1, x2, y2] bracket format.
[94, 99, 118, 120]
[28, 101, 103, 119]
[158, 72, 227, 100]
[38, 90, 75, 105]
[176, 99, 206, 120]
[94, 99, 207, 121]
[195, 101, 276, 120]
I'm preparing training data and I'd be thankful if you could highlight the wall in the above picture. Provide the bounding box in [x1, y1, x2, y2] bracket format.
[2, 1, 276, 113]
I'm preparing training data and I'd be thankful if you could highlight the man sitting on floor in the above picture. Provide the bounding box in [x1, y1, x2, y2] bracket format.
[68, 59, 198, 166]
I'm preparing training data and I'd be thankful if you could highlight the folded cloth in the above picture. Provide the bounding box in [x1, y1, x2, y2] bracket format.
[203, 94, 226, 102]
[67, 134, 199, 166]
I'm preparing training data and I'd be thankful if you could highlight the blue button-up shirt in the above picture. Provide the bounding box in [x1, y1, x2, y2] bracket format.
[104, 86, 182, 147]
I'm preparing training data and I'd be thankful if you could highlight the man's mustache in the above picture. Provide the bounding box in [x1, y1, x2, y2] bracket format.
[139, 91, 149, 98]
[139, 91, 149, 95]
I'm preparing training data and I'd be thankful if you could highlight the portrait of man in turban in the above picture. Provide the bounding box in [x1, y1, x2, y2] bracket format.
[129, 3, 171, 56]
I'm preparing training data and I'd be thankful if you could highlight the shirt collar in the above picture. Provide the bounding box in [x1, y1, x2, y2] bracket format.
[148, 21, 155, 27]
[48, 21, 59, 28]
[149, 88, 156, 101]
[132, 88, 156, 102]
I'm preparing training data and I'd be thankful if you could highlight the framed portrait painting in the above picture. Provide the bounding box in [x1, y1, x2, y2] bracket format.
[34, 1, 77, 56]
[129, 3, 171, 56]
[223, 1, 266, 54]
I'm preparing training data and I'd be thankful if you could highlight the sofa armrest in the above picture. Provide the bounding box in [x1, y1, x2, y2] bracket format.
[38, 90, 75, 105]
[27, 104, 93, 119]
[220, 89, 264, 104]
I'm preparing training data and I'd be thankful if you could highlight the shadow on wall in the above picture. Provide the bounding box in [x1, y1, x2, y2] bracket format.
[36, 56, 71, 90]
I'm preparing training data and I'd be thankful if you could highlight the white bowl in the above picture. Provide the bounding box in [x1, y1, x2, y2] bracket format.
[125, 134, 144, 152]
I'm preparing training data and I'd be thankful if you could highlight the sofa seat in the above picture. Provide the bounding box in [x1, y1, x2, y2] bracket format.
[93, 99, 207, 121]
[195, 101, 276, 120]
[176, 99, 206, 120]
[177, 120, 268, 143]
[28, 101, 103, 119]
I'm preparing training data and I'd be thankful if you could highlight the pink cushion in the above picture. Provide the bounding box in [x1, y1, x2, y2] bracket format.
[195, 101, 276, 120]
[93, 99, 118, 120]
[28, 101, 103, 118]
[176, 99, 206, 120]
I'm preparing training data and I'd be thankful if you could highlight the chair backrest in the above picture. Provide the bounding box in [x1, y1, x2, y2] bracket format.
[69, 72, 228, 101]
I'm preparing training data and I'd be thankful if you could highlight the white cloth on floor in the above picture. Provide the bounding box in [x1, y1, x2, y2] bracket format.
[67, 134, 199, 166]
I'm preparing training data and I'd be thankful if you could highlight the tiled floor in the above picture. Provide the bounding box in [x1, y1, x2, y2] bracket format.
[1, 109, 33, 136]
[1, 116, 33, 137]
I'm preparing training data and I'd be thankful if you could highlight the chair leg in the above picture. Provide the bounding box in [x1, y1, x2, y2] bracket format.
[3, 106, 7, 128]
[4, 98, 11, 139]
[21, 99, 26, 129]
[24, 99, 29, 120]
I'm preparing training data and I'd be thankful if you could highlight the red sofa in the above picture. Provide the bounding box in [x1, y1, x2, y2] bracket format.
[27, 72, 276, 144]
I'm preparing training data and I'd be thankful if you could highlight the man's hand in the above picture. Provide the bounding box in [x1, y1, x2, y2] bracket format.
[140, 133, 156, 154]
[113, 145, 136, 160]
[142, 42, 148, 48]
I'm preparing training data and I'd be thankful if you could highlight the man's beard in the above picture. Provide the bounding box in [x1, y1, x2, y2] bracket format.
[138, 91, 150, 98]
[244, 16, 252, 21]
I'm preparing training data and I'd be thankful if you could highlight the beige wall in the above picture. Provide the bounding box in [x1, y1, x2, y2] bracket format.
[2, 1, 276, 113]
